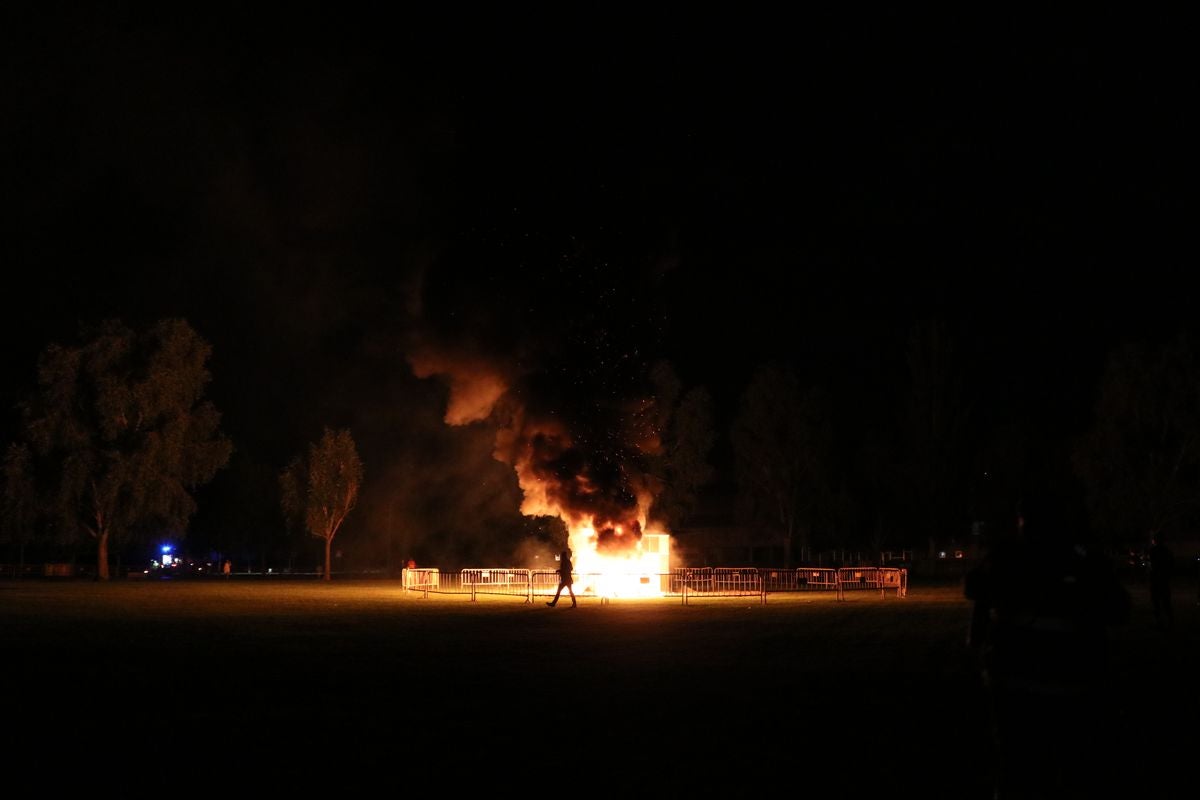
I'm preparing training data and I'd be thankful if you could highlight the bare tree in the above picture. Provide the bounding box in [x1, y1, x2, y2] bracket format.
[281, 428, 363, 580]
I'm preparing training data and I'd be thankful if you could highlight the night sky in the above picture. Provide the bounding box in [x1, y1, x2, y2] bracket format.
[1, 7, 1189, 562]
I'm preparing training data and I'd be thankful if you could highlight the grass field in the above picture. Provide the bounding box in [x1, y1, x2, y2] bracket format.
[1, 576, 1194, 796]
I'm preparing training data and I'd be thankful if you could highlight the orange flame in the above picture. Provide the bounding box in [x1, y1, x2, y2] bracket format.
[410, 352, 672, 594]
[568, 523, 670, 599]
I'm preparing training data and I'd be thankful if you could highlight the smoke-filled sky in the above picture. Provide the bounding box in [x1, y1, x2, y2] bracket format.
[1, 7, 1189, 561]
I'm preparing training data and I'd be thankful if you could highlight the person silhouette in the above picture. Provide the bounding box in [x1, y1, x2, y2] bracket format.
[546, 548, 576, 608]
[1147, 532, 1174, 629]
[965, 495, 1131, 798]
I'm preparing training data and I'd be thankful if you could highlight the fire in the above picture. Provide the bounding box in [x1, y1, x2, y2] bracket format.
[408, 343, 676, 598]
[568, 523, 671, 599]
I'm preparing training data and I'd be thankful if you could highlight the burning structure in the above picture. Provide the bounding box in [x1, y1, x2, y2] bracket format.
[410, 345, 675, 598]
[405, 226, 709, 597]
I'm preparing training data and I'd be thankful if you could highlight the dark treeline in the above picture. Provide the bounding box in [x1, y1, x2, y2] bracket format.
[4, 316, 1198, 575]
[710, 322, 1200, 567]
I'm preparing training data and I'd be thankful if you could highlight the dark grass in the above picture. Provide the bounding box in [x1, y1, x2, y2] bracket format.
[2, 577, 1195, 795]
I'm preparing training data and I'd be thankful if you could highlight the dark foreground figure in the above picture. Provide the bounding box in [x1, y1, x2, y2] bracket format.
[965, 500, 1131, 799]
[547, 547, 576, 607]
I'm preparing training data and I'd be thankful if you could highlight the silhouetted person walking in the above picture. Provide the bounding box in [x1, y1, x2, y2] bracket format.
[1147, 532, 1174, 629]
[547, 548, 576, 607]
[965, 496, 1130, 799]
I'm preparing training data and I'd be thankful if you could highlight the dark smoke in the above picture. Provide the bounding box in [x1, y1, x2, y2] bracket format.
[408, 221, 673, 552]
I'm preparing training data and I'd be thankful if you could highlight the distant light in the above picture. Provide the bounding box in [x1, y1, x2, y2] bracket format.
[161, 545, 172, 554]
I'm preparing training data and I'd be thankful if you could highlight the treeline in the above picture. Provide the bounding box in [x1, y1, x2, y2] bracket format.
[4, 318, 1199, 577]
[0, 319, 361, 579]
[720, 322, 1200, 563]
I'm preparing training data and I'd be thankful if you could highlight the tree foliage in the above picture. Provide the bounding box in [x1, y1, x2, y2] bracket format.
[645, 361, 716, 531]
[19, 319, 232, 578]
[1, 443, 36, 570]
[1073, 335, 1200, 546]
[732, 363, 832, 565]
[900, 320, 970, 553]
[280, 427, 363, 580]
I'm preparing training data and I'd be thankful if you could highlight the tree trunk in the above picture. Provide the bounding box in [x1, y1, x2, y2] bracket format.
[97, 530, 110, 581]
[324, 536, 332, 581]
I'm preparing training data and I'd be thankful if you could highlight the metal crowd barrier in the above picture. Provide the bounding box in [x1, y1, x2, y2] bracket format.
[401, 568, 440, 598]
[677, 567, 765, 605]
[443, 568, 596, 603]
[460, 568, 537, 602]
[880, 567, 907, 597]
[671, 567, 713, 594]
[402, 566, 908, 603]
[762, 568, 841, 595]
[836, 567, 907, 598]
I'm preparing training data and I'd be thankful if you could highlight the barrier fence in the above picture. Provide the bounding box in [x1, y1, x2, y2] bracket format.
[401, 566, 907, 604]
[403, 568, 440, 598]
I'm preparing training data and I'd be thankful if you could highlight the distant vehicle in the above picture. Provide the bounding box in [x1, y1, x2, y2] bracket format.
[146, 544, 209, 577]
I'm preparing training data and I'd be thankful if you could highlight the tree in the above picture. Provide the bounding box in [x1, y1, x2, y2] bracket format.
[732, 363, 832, 566]
[900, 320, 970, 556]
[1, 443, 36, 575]
[1073, 335, 1200, 547]
[970, 420, 1029, 544]
[280, 428, 363, 581]
[645, 361, 716, 531]
[20, 319, 232, 579]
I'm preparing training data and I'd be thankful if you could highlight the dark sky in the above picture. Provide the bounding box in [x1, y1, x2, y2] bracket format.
[1, 7, 1190, 553]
